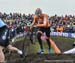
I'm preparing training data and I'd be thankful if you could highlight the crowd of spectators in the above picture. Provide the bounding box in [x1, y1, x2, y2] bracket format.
[49, 14, 75, 33]
[0, 12, 33, 39]
[0, 12, 33, 34]
[0, 12, 75, 34]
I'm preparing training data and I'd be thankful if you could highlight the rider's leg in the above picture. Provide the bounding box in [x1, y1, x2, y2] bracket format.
[46, 38, 51, 53]
[46, 27, 51, 54]
[37, 31, 44, 53]
[7, 45, 23, 55]
[0, 46, 5, 62]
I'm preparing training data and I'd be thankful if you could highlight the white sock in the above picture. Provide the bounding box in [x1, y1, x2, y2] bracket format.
[18, 50, 23, 55]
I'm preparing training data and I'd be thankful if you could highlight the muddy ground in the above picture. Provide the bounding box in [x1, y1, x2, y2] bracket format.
[5, 36, 75, 63]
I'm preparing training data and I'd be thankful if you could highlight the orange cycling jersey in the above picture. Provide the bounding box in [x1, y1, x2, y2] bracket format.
[33, 14, 50, 28]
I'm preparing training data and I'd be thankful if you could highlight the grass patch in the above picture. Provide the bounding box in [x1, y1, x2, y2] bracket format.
[13, 36, 75, 54]
[6, 36, 75, 63]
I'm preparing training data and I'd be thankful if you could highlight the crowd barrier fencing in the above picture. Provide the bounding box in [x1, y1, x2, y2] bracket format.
[15, 32, 75, 38]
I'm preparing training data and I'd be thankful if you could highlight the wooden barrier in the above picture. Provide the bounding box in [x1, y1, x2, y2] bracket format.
[50, 38, 61, 54]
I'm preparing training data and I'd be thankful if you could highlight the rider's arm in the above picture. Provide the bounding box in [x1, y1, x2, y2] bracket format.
[31, 17, 36, 27]
[30, 16, 36, 29]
